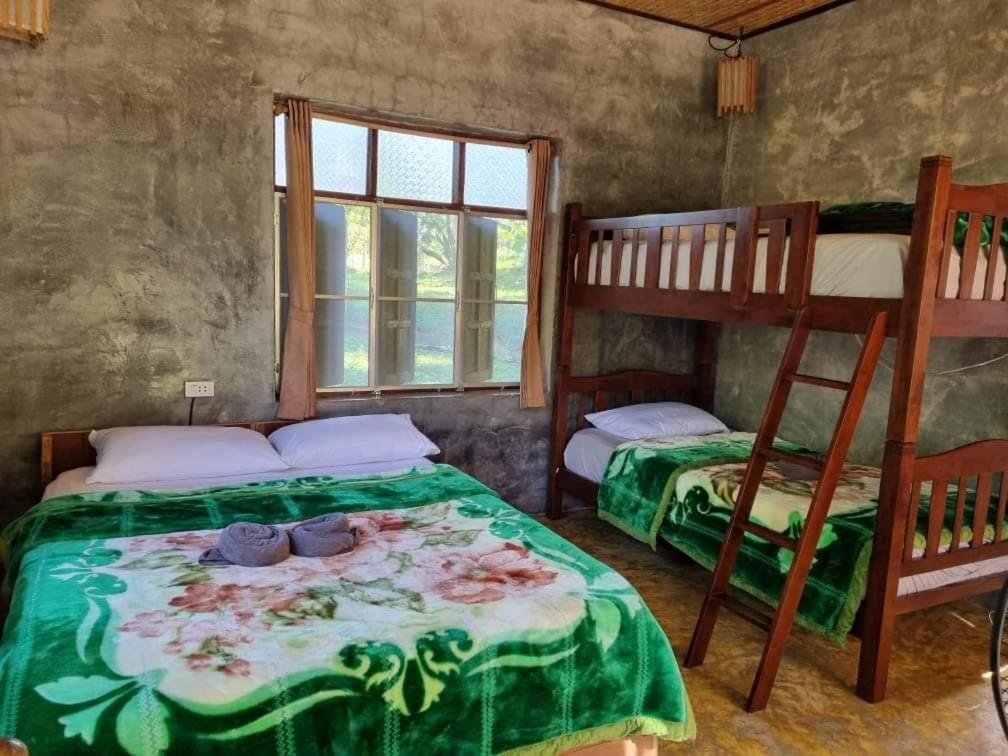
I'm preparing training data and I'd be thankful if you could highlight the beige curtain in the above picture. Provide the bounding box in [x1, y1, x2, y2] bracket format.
[519, 138, 552, 409]
[277, 99, 317, 420]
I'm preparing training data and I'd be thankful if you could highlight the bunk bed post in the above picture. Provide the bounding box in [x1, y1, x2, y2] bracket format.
[856, 155, 954, 703]
[696, 322, 720, 413]
[729, 207, 759, 308]
[547, 203, 583, 519]
[783, 201, 819, 311]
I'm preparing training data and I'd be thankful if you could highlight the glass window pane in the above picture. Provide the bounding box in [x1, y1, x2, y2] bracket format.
[316, 298, 370, 389]
[279, 296, 370, 389]
[377, 300, 455, 386]
[464, 143, 528, 210]
[316, 202, 371, 297]
[377, 130, 454, 203]
[313, 119, 369, 194]
[495, 218, 527, 300]
[278, 199, 372, 298]
[418, 212, 457, 299]
[464, 216, 527, 302]
[380, 209, 456, 300]
[462, 302, 525, 384]
[274, 114, 286, 187]
[277, 195, 289, 294]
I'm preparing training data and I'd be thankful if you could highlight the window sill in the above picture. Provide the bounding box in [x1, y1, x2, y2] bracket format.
[314, 385, 520, 401]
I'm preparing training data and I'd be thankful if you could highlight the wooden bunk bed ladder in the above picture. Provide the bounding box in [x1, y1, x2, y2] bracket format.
[683, 306, 889, 713]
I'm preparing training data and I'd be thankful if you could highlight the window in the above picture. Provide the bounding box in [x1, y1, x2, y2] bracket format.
[275, 112, 529, 392]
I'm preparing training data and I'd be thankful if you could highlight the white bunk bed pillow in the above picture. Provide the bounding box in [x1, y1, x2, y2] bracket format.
[269, 414, 439, 468]
[585, 402, 728, 440]
[86, 426, 289, 485]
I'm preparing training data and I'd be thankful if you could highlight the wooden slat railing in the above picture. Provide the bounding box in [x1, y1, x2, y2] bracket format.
[933, 183, 1008, 303]
[568, 202, 819, 318]
[901, 440, 1008, 576]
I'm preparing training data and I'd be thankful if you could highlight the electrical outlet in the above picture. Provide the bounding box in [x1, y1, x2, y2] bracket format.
[184, 380, 215, 398]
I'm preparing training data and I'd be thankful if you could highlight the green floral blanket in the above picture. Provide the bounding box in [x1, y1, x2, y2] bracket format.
[598, 433, 882, 643]
[0, 465, 694, 755]
[597, 433, 1004, 644]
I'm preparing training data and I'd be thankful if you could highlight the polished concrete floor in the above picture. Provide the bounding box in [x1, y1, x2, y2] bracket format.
[542, 512, 1005, 754]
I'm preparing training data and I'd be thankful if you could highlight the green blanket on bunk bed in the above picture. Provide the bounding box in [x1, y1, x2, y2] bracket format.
[597, 433, 1000, 644]
[823, 201, 1008, 248]
[0, 465, 694, 755]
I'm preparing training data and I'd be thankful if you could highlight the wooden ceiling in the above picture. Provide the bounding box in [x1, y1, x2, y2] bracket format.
[580, 0, 854, 38]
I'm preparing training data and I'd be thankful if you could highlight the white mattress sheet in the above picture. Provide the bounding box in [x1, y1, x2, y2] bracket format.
[584, 234, 1008, 299]
[42, 458, 434, 500]
[563, 428, 626, 484]
[897, 553, 1008, 597]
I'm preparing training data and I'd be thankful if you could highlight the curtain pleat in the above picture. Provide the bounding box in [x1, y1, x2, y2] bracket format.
[277, 99, 317, 420]
[519, 138, 552, 409]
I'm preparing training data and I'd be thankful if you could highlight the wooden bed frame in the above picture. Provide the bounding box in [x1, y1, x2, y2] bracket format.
[549, 155, 1008, 703]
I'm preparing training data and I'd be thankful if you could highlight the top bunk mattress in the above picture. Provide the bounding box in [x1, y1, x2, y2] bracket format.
[585, 233, 1008, 299]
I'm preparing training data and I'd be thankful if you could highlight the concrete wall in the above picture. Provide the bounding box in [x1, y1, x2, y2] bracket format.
[716, 0, 1008, 463]
[0, 1, 725, 521]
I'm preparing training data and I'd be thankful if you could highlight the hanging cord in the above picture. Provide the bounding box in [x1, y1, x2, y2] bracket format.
[712, 29, 743, 201]
[930, 350, 1008, 376]
[708, 30, 743, 58]
[855, 334, 1008, 376]
[188, 397, 196, 426]
[720, 97, 739, 204]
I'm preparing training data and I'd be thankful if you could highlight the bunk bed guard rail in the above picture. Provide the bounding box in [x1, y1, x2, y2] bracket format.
[565, 201, 820, 315]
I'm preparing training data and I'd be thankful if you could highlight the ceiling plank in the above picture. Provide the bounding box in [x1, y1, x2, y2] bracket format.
[738, 0, 857, 38]
[578, 0, 856, 39]
[709, 0, 796, 32]
[577, 1, 736, 38]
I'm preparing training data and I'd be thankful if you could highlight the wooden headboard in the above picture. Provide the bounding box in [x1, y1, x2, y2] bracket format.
[40, 421, 296, 488]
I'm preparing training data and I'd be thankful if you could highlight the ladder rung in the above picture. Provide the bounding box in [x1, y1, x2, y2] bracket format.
[786, 373, 850, 391]
[738, 521, 798, 550]
[715, 593, 773, 632]
[762, 446, 824, 471]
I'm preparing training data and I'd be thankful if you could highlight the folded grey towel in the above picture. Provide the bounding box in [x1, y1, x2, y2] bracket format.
[288, 513, 358, 557]
[199, 522, 291, 567]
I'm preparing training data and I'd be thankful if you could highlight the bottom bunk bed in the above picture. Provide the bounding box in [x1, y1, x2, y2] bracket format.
[562, 424, 1008, 643]
[550, 369, 1008, 706]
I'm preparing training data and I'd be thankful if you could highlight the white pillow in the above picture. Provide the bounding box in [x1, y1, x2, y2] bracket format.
[584, 402, 728, 440]
[86, 426, 290, 485]
[269, 414, 440, 468]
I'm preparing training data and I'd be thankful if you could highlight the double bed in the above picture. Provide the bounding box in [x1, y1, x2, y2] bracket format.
[0, 423, 695, 755]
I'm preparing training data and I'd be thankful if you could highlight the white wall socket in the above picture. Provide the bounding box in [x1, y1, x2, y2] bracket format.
[184, 380, 215, 398]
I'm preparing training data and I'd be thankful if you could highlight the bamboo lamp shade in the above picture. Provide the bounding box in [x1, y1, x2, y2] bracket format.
[717, 56, 757, 117]
[0, 0, 49, 45]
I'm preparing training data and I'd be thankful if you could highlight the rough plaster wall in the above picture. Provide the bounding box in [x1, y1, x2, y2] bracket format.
[717, 0, 1008, 463]
[0, 0, 726, 521]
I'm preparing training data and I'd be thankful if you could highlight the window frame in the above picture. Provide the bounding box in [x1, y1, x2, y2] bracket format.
[274, 108, 530, 397]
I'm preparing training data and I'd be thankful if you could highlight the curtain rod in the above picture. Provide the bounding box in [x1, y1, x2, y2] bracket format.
[273, 98, 546, 148]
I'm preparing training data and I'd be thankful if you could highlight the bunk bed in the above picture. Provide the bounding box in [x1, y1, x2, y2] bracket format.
[548, 155, 1008, 706]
